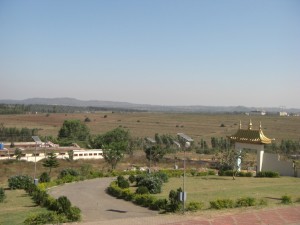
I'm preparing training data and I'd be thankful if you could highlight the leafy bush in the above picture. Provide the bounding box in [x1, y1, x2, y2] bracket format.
[154, 172, 169, 183]
[58, 168, 80, 179]
[256, 171, 280, 178]
[281, 195, 292, 204]
[24, 212, 67, 225]
[236, 197, 256, 207]
[210, 199, 234, 209]
[57, 196, 71, 214]
[187, 201, 204, 211]
[135, 186, 149, 194]
[219, 170, 253, 177]
[0, 187, 6, 203]
[8, 175, 33, 189]
[137, 176, 162, 194]
[66, 206, 81, 222]
[39, 172, 50, 183]
[168, 188, 182, 212]
[149, 198, 168, 211]
[128, 174, 136, 183]
[117, 175, 130, 189]
[133, 194, 155, 207]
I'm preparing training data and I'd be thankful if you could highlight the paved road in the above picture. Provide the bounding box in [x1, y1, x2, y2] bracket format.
[48, 178, 158, 222]
[49, 178, 300, 225]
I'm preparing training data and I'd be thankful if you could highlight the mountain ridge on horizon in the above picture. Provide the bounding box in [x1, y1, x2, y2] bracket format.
[0, 97, 299, 113]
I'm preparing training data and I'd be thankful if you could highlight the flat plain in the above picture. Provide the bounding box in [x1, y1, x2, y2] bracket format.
[0, 112, 299, 144]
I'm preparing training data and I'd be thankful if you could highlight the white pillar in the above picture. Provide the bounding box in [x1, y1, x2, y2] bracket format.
[257, 150, 264, 172]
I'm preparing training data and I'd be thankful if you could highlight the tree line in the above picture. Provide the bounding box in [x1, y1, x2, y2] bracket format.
[0, 104, 144, 114]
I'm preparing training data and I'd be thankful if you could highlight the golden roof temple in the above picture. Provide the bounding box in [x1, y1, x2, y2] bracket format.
[228, 120, 274, 145]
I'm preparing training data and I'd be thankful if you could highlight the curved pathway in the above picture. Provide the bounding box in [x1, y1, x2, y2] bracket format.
[49, 178, 300, 225]
[48, 178, 158, 222]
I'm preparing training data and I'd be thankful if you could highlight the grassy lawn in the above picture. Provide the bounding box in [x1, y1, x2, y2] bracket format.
[0, 189, 48, 225]
[154, 176, 300, 208]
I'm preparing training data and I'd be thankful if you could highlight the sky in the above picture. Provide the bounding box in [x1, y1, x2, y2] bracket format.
[0, 0, 299, 108]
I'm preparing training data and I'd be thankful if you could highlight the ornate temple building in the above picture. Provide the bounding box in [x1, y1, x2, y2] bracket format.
[228, 120, 298, 177]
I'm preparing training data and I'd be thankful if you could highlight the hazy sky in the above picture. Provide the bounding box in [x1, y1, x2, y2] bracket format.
[1, 0, 299, 108]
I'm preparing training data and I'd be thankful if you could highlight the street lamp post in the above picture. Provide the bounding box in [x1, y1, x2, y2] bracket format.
[32, 136, 41, 183]
[146, 137, 156, 173]
[177, 133, 193, 214]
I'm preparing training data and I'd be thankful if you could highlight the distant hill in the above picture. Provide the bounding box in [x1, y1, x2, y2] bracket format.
[0, 98, 299, 113]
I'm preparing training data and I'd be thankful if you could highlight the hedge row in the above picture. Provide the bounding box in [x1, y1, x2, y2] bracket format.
[24, 183, 81, 224]
[256, 171, 280, 178]
[210, 197, 267, 209]
[107, 181, 203, 212]
[218, 170, 253, 177]
[7, 175, 81, 224]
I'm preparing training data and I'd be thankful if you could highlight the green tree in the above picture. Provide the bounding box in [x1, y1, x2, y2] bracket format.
[90, 128, 132, 169]
[58, 120, 90, 145]
[103, 142, 125, 170]
[14, 148, 23, 161]
[144, 145, 166, 165]
[43, 152, 59, 176]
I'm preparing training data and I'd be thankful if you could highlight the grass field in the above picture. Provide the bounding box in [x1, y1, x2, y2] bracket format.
[0, 189, 48, 225]
[0, 112, 299, 145]
[155, 176, 300, 209]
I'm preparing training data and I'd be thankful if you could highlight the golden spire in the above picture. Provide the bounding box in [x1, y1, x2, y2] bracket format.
[239, 120, 242, 129]
[248, 119, 252, 130]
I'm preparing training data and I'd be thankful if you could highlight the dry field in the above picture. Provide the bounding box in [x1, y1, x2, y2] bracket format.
[0, 112, 299, 145]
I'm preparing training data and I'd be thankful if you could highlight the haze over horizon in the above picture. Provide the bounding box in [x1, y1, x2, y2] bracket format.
[1, 1, 299, 108]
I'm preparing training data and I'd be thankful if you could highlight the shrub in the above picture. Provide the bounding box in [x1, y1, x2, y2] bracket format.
[168, 188, 182, 212]
[256, 171, 280, 178]
[39, 172, 50, 183]
[137, 176, 162, 194]
[208, 170, 216, 175]
[136, 186, 149, 195]
[66, 206, 81, 222]
[154, 172, 169, 183]
[133, 194, 155, 207]
[149, 198, 168, 211]
[107, 181, 123, 198]
[57, 196, 71, 214]
[0, 187, 6, 203]
[281, 195, 292, 204]
[128, 174, 136, 183]
[187, 201, 204, 211]
[32, 189, 49, 206]
[24, 212, 67, 225]
[210, 199, 234, 209]
[117, 175, 130, 189]
[58, 168, 80, 179]
[8, 175, 33, 189]
[218, 170, 253, 177]
[121, 189, 134, 201]
[235, 197, 256, 207]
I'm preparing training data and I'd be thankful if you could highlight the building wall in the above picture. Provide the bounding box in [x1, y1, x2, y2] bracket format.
[261, 153, 295, 176]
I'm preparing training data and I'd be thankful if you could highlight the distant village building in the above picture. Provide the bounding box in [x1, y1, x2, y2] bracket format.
[249, 110, 266, 116]
[279, 111, 288, 116]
